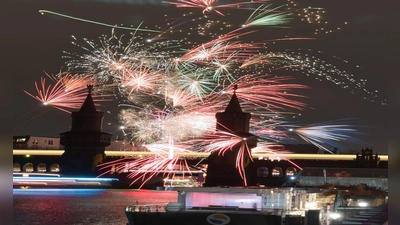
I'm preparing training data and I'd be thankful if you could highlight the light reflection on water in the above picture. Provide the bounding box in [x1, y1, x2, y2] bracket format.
[13, 188, 177, 225]
[13, 188, 109, 196]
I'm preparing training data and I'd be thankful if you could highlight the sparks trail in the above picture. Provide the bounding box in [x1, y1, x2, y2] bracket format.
[39, 10, 160, 33]
[13, 107, 55, 132]
[14, 106, 44, 122]
[162, 0, 271, 16]
[97, 143, 194, 188]
[242, 4, 292, 28]
[292, 119, 369, 153]
[24, 73, 111, 113]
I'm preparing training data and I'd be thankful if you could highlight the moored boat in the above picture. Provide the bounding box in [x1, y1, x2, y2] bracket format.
[125, 186, 328, 225]
[125, 185, 387, 225]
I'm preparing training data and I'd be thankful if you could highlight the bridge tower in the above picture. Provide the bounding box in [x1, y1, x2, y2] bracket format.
[60, 85, 111, 175]
[204, 85, 258, 186]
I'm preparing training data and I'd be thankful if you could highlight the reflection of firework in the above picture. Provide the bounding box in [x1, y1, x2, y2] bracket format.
[34, 0, 385, 186]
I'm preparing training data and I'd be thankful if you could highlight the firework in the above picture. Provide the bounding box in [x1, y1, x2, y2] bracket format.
[39, 10, 159, 33]
[98, 143, 195, 188]
[284, 0, 350, 35]
[33, 0, 385, 187]
[188, 129, 255, 185]
[24, 73, 107, 113]
[242, 4, 292, 28]
[292, 119, 368, 153]
[162, 0, 270, 16]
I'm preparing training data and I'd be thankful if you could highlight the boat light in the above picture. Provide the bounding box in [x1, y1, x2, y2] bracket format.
[329, 212, 341, 219]
[305, 201, 317, 209]
[358, 201, 368, 207]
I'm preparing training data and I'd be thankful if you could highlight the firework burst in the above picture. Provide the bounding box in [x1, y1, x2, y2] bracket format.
[24, 73, 107, 113]
[292, 119, 368, 153]
[162, 0, 270, 16]
[242, 4, 292, 28]
[32, 0, 386, 187]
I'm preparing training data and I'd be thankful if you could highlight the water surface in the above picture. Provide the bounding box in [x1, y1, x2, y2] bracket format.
[14, 188, 177, 225]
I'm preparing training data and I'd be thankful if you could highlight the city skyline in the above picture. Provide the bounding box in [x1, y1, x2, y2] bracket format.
[10, 0, 396, 155]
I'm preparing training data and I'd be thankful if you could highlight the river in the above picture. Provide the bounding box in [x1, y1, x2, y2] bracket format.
[13, 188, 177, 225]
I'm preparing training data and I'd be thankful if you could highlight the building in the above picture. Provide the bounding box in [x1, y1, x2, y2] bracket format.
[12, 136, 140, 151]
[204, 86, 259, 186]
[13, 135, 62, 150]
[355, 148, 381, 168]
[59, 85, 112, 175]
[13, 136, 63, 173]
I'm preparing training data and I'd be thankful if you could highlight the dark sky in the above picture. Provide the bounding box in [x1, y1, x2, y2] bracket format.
[7, 0, 399, 154]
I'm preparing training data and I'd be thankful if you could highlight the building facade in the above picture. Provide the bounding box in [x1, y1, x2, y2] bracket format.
[13, 136, 62, 150]
[204, 87, 259, 187]
[59, 85, 112, 175]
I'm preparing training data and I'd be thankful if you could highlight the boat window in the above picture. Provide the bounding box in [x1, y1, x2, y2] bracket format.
[257, 167, 269, 177]
[163, 176, 202, 188]
[16, 138, 26, 142]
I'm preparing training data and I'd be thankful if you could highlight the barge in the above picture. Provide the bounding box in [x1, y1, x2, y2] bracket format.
[125, 185, 388, 225]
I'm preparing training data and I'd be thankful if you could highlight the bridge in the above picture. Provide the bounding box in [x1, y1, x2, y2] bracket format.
[13, 141, 389, 188]
[13, 149, 389, 161]
[13, 149, 388, 189]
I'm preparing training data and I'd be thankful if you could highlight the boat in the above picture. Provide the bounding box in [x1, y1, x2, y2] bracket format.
[125, 186, 309, 225]
[125, 185, 387, 225]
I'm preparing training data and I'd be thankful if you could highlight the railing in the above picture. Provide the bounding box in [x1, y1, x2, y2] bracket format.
[126, 203, 317, 215]
[13, 149, 389, 161]
[126, 205, 167, 212]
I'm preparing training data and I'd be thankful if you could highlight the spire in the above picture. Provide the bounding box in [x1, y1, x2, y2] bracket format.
[225, 84, 243, 113]
[79, 85, 97, 113]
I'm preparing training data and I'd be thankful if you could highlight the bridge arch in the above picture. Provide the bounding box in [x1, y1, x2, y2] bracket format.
[23, 163, 34, 172]
[37, 163, 47, 172]
[286, 167, 297, 177]
[257, 167, 269, 177]
[272, 167, 283, 177]
[50, 163, 60, 173]
[13, 163, 21, 172]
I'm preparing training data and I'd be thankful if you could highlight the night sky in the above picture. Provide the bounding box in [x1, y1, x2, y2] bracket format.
[7, 0, 399, 155]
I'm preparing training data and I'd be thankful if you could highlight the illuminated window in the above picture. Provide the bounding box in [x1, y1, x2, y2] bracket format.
[13, 163, 21, 172]
[23, 163, 34, 172]
[286, 167, 297, 177]
[16, 138, 26, 142]
[37, 163, 47, 172]
[272, 167, 283, 177]
[50, 163, 60, 173]
[257, 167, 269, 177]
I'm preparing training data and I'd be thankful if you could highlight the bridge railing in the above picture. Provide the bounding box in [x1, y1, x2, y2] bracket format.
[13, 149, 389, 161]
